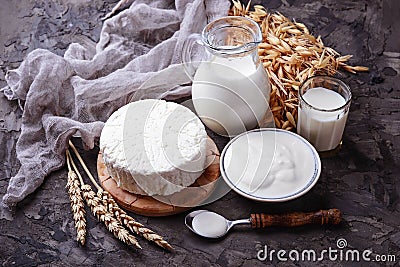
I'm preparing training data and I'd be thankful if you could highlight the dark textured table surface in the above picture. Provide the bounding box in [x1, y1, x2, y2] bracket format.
[0, 0, 399, 266]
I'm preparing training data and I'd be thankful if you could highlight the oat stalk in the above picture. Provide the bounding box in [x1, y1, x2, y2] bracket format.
[65, 150, 86, 245]
[230, 1, 369, 131]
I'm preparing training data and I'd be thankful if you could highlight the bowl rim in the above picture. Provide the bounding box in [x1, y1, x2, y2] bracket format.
[219, 128, 321, 202]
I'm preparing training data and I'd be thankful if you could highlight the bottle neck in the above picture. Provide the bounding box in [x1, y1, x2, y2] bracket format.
[204, 43, 259, 59]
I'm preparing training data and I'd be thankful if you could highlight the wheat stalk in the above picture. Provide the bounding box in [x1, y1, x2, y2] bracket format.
[98, 190, 173, 250]
[65, 151, 86, 245]
[81, 184, 142, 248]
[68, 141, 173, 250]
[67, 145, 141, 249]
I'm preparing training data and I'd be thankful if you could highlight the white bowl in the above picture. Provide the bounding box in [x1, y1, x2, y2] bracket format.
[220, 128, 321, 202]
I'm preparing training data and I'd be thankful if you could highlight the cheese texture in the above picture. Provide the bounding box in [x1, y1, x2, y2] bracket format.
[100, 99, 207, 196]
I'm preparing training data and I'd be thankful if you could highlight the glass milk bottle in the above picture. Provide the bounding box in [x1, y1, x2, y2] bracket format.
[182, 16, 272, 137]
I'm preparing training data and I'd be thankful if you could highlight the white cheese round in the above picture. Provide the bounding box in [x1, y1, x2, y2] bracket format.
[100, 99, 207, 196]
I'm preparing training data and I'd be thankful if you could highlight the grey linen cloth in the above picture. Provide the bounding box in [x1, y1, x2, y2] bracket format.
[1, 0, 230, 219]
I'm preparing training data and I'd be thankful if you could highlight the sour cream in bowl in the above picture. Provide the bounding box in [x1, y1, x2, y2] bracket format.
[220, 128, 321, 202]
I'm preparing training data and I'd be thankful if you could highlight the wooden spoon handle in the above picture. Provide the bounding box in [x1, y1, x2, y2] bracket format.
[250, 209, 341, 228]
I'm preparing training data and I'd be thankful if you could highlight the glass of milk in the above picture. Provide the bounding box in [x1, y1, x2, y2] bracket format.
[297, 76, 352, 152]
[182, 16, 272, 137]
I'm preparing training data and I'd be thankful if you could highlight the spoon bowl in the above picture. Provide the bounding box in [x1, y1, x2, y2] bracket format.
[185, 210, 250, 238]
[185, 209, 342, 238]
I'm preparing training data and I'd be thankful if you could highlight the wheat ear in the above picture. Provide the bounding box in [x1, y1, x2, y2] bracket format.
[98, 190, 173, 250]
[68, 140, 173, 251]
[67, 144, 141, 249]
[65, 150, 86, 245]
[81, 184, 141, 248]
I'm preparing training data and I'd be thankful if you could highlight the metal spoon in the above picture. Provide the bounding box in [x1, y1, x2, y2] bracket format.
[185, 209, 341, 239]
[185, 210, 250, 238]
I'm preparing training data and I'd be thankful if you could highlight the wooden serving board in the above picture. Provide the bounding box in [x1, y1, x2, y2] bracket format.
[97, 137, 220, 217]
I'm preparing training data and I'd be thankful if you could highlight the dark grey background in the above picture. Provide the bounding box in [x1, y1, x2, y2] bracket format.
[0, 0, 399, 266]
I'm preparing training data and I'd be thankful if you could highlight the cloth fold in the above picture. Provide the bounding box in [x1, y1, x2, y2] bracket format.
[1, 0, 230, 220]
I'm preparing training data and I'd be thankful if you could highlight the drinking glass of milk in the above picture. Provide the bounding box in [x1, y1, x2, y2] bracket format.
[297, 76, 352, 152]
[182, 16, 272, 137]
